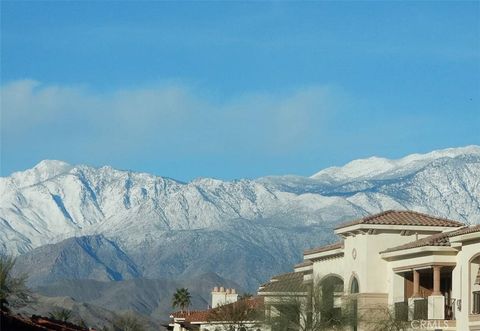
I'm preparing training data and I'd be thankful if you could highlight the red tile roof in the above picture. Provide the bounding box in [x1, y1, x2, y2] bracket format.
[171, 310, 210, 323]
[382, 225, 480, 253]
[304, 241, 344, 256]
[171, 296, 264, 323]
[449, 224, 480, 237]
[335, 210, 464, 230]
[0, 311, 90, 331]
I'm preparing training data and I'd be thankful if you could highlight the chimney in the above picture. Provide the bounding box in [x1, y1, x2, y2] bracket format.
[211, 286, 239, 308]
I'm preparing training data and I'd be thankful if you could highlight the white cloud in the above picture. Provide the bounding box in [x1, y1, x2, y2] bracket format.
[1, 80, 339, 157]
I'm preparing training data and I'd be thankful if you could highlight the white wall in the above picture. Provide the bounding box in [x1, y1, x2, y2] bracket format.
[452, 238, 480, 331]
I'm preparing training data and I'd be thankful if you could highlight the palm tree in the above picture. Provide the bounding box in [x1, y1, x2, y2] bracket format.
[49, 308, 72, 322]
[0, 255, 29, 312]
[171, 288, 191, 313]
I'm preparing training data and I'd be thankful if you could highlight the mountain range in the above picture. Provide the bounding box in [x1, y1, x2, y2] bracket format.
[2, 145, 480, 297]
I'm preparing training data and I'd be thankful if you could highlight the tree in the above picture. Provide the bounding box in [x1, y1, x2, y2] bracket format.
[0, 255, 30, 312]
[112, 312, 146, 331]
[360, 303, 413, 331]
[264, 277, 357, 331]
[238, 292, 253, 300]
[49, 308, 72, 322]
[171, 288, 191, 313]
[206, 297, 264, 330]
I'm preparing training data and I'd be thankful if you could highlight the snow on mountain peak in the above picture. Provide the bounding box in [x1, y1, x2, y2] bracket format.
[310, 145, 480, 183]
[8, 160, 73, 187]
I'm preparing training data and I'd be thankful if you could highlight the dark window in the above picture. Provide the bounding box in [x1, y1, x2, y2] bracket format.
[350, 277, 359, 294]
[414, 298, 428, 320]
[474, 291, 480, 314]
[395, 301, 409, 321]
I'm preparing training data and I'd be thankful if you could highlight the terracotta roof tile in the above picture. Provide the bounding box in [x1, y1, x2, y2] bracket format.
[171, 297, 264, 323]
[171, 310, 210, 322]
[335, 210, 464, 230]
[0, 312, 90, 331]
[449, 224, 480, 237]
[382, 225, 480, 253]
[304, 241, 344, 255]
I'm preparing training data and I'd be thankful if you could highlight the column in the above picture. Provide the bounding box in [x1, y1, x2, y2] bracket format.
[408, 269, 421, 321]
[432, 265, 442, 296]
[428, 265, 445, 319]
[412, 269, 420, 298]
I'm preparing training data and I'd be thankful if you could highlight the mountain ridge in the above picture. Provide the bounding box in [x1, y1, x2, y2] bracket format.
[2, 146, 480, 291]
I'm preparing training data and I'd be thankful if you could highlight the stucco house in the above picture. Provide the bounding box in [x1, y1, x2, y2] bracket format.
[258, 210, 480, 331]
[168, 210, 479, 331]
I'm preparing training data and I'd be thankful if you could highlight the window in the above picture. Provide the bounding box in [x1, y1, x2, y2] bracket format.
[350, 277, 359, 294]
[474, 291, 480, 314]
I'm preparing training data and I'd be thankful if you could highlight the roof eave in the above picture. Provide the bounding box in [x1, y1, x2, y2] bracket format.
[380, 246, 457, 260]
[335, 224, 462, 236]
[259, 291, 308, 296]
[304, 248, 344, 260]
[449, 232, 480, 244]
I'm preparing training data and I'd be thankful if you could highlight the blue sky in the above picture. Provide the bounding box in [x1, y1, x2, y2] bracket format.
[1, 1, 479, 181]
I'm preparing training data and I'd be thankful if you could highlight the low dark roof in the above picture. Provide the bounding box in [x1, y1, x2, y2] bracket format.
[304, 241, 344, 256]
[335, 210, 464, 230]
[259, 272, 307, 294]
[382, 225, 480, 254]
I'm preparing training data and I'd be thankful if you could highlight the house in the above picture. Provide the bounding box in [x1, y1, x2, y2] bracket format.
[258, 210, 480, 331]
[168, 288, 264, 331]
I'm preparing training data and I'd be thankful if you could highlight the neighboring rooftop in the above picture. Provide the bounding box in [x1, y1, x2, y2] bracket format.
[0, 312, 90, 331]
[335, 210, 464, 230]
[170, 296, 264, 323]
[382, 225, 480, 254]
[259, 272, 308, 294]
[171, 310, 210, 323]
[304, 241, 344, 256]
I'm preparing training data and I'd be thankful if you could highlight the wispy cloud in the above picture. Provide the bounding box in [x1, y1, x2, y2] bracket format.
[1, 80, 339, 169]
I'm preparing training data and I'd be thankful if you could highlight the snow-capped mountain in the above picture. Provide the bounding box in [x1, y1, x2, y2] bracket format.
[2, 146, 480, 289]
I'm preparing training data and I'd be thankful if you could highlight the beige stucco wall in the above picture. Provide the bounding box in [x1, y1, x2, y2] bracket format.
[342, 231, 426, 294]
[312, 255, 345, 285]
[451, 237, 480, 331]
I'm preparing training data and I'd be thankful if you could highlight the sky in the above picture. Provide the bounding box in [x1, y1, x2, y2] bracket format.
[1, 1, 479, 181]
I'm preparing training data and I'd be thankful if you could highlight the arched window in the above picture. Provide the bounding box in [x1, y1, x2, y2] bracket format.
[350, 276, 359, 294]
[349, 275, 360, 331]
